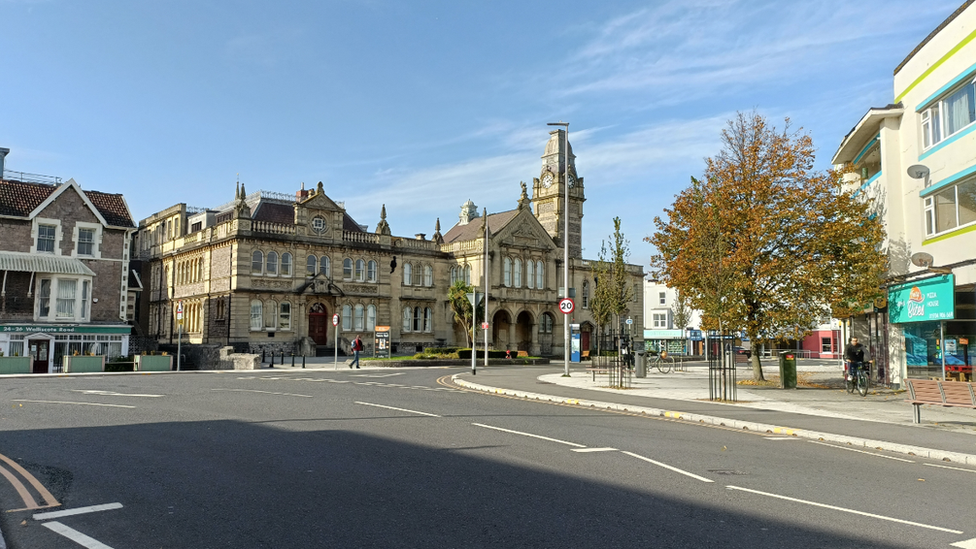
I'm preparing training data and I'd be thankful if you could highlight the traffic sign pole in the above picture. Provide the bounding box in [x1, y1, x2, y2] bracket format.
[176, 301, 184, 372]
[333, 313, 340, 370]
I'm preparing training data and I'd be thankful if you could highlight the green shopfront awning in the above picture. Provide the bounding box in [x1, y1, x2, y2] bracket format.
[888, 274, 955, 324]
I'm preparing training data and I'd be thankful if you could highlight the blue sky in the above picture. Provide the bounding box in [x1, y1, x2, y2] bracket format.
[0, 0, 961, 268]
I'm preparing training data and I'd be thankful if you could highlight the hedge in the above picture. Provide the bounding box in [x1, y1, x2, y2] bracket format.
[457, 349, 508, 359]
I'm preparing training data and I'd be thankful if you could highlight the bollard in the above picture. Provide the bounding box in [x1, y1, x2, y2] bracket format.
[302, 355, 306, 369]
[262, 349, 266, 363]
[291, 353, 295, 367]
[280, 350, 285, 365]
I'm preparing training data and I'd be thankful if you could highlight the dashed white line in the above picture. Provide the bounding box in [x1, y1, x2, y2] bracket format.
[571, 448, 618, 453]
[13, 400, 135, 409]
[42, 522, 115, 549]
[70, 390, 163, 398]
[34, 502, 123, 520]
[726, 485, 963, 534]
[924, 463, 976, 474]
[471, 423, 586, 448]
[355, 402, 441, 417]
[621, 451, 714, 483]
[808, 441, 915, 462]
[211, 389, 312, 398]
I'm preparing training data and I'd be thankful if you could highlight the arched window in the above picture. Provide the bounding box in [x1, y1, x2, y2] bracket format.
[355, 259, 365, 281]
[403, 263, 412, 286]
[266, 252, 278, 275]
[279, 302, 291, 330]
[513, 258, 522, 288]
[320, 256, 331, 278]
[368, 260, 377, 282]
[341, 258, 352, 279]
[354, 304, 364, 331]
[197, 259, 203, 281]
[307, 255, 317, 276]
[251, 251, 263, 274]
[526, 260, 535, 289]
[281, 253, 292, 276]
[250, 300, 262, 331]
[503, 257, 512, 287]
[582, 281, 589, 308]
[412, 263, 422, 285]
[264, 300, 277, 329]
[536, 260, 544, 289]
[342, 304, 351, 331]
[424, 307, 432, 332]
[402, 306, 412, 332]
[413, 307, 422, 332]
[367, 305, 376, 331]
[424, 265, 433, 287]
[540, 313, 554, 334]
[463, 264, 471, 285]
[450, 266, 458, 285]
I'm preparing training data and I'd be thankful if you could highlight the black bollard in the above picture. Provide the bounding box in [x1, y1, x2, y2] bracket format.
[280, 350, 284, 365]
[302, 355, 306, 369]
[262, 349, 266, 363]
[291, 353, 295, 367]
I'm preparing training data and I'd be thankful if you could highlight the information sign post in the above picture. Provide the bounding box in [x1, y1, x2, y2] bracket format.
[175, 301, 184, 371]
[333, 313, 340, 370]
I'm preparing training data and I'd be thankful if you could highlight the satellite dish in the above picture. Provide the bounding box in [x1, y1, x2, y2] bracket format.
[907, 164, 930, 179]
[910, 252, 935, 268]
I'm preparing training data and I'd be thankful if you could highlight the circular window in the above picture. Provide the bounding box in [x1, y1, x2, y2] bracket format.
[311, 216, 327, 234]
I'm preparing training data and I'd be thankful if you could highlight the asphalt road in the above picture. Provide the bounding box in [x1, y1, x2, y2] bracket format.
[1, 367, 975, 548]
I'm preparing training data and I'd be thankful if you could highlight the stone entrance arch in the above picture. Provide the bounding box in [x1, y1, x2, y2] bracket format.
[515, 311, 534, 353]
[308, 302, 329, 346]
[492, 310, 512, 351]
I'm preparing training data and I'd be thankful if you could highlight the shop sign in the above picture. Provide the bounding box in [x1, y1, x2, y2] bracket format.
[888, 275, 955, 324]
[643, 329, 684, 339]
[1, 325, 132, 334]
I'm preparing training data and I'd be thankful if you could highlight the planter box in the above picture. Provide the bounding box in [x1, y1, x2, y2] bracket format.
[63, 355, 106, 373]
[135, 355, 173, 371]
[0, 356, 31, 374]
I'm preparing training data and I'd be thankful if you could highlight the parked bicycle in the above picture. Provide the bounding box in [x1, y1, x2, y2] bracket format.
[653, 351, 675, 374]
[845, 360, 869, 397]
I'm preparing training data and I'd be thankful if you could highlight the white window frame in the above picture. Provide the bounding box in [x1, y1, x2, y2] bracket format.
[368, 260, 378, 282]
[526, 261, 535, 289]
[320, 256, 331, 278]
[652, 312, 668, 328]
[354, 304, 365, 331]
[281, 253, 292, 277]
[423, 265, 433, 287]
[250, 300, 263, 330]
[279, 301, 292, 331]
[251, 251, 263, 275]
[402, 306, 412, 332]
[367, 305, 376, 331]
[342, 304, 352, 331]
[503, 257, 512, 287]
[35, 276, 92, 322]
[307, 255, 317, 277]
[423, 307, 432, 332]
[266, 252, 279, 276]
[403, 263, 412, 286]
[32, 218, 62, 255]
[73, 222, 102, 258]
[920, 76, 976, 151]
[343, 258, 353, 280]
[536, 261, 544, 289]
[513, 259, 522, 288]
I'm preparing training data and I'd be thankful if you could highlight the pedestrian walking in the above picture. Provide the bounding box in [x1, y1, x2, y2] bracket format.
[350, 334, 363, 369]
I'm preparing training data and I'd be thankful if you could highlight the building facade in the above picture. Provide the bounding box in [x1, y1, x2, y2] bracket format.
[135, 131, 644, 361]
[0, 149, 137, 372]
[832, 1, 976, 386]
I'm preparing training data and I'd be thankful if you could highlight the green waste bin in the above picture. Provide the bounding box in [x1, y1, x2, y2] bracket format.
[779, 351, 797, 389]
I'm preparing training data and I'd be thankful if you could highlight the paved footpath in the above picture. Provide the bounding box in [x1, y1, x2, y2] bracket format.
[451, 361, 976, 466]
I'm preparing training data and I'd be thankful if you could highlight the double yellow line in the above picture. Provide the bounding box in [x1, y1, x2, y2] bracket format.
[0, 452, 60, 513]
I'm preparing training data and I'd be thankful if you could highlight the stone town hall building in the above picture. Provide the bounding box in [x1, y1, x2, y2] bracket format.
[135, 131, 644, 358]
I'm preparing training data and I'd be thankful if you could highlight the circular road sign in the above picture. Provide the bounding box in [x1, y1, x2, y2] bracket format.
[332, 313, 340, 327]
[558, 298, 575, 314]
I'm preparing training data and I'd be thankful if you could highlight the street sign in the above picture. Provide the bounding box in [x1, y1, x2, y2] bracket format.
[558, 298, 574, 314]
[625, 318, 633, 325]
[176, 301, 184, 321]
[332, 313, 340, 327]
[481, 322, 489, 329]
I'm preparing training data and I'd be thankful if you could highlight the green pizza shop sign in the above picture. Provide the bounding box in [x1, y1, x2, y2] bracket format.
[888, 275, 955, 324]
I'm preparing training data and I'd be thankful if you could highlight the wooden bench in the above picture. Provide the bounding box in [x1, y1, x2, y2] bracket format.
[581, 350, 590, 360]
[905, 378, 976, 423]
[586, 366, 609, 381]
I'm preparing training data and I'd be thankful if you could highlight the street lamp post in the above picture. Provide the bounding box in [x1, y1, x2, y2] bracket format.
[548, 121, 570, 377]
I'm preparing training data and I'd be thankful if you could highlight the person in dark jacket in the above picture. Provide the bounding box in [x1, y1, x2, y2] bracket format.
[845, 337, 865, 380]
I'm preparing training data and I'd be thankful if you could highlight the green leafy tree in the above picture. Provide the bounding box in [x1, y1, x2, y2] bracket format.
[671, 290, 693, 332]
[448, 279, 485, 347]
[590, 217, 634, 354]
[648, 112, 887, 381]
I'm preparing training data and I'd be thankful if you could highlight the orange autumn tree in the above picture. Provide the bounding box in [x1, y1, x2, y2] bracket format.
[647, 112, 886, 381]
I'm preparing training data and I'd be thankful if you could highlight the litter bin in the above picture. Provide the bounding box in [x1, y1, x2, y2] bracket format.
[779, 351, 797, 389]
[635, 352, 646, 378]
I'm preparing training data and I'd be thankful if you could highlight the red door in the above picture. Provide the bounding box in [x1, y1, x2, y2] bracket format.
[581, 331, 590, 354]
[309, 305, 329, 346]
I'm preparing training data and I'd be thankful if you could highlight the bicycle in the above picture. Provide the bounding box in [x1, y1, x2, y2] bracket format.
[845, 360, 869, 397]
[653, 351, 675, 374]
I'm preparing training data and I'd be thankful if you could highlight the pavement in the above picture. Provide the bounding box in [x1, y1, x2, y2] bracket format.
[446, 359, 976, 466]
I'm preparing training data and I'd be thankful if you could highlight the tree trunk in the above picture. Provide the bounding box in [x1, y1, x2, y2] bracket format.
[751, 353, 764, 381]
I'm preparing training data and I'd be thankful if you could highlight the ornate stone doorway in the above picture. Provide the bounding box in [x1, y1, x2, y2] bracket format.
[492, 310, 512, 351]
[515, 311, 533, 352]
[308, 302, 329, 346]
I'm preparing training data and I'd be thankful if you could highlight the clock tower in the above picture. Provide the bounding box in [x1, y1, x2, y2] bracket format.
[532, 129, 585, 258]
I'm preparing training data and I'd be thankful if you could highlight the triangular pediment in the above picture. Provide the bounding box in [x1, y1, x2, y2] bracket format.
[300, 189, 343, 213]
[495, 209, 555, 250]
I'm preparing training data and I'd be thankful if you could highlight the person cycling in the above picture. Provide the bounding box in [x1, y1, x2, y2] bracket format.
[845, 337, 865, 381]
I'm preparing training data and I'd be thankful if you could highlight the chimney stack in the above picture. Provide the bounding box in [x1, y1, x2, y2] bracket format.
[0, 148, 8, 178]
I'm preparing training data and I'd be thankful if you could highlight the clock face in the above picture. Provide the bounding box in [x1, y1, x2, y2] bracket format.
[568, 174, 576, 188]
[542, 173, 554, 188]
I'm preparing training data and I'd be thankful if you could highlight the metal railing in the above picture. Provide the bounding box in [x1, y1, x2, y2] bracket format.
[2, 170, 62, 185]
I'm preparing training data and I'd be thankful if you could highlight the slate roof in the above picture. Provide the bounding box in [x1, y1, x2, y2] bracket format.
[443, 209, 520, 243]
[253, 202, 294, 224]
[0, 178, 135, 228]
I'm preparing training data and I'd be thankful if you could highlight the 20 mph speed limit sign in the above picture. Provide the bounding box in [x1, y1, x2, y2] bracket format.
[558, 298, 574, 314]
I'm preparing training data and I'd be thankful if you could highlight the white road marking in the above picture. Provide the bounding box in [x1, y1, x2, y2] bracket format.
[211, 389, 312, 398]
[471, 423, 586, 448]
[808, 441, 915, 462]
[13, 400, 134, 409]
[621, 451, 714, 483]
[764, 437, 798, 441]
[357, 373, 406, 378]
[42, 521, 115, 549]
[726, 485, 963, 534]
[34, 502, 123, 520]
[70, 390, 163, 398]
[951, 537, 976, 548]
[355, 402, 441, 417]
[925, 463, 976, 474]
[571, 448, 618, 453]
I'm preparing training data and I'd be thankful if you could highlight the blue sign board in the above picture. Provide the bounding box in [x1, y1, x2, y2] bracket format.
[571, 332, 581, 363]
[688, 330, 703, 341]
